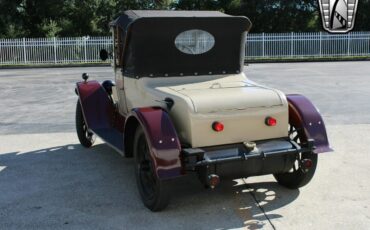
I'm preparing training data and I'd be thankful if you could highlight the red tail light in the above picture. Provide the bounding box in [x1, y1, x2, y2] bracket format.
[265, 117, 277, 126]
[212, 121, 224, 132]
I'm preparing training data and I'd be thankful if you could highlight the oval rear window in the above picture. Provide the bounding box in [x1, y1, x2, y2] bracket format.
[175, 29, 215, 55]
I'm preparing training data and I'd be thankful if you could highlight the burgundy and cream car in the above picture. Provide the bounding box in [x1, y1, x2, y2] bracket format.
[75, 10, 332, 211]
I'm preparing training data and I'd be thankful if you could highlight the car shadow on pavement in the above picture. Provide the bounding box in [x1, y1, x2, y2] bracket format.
[0, 143, 299, 230]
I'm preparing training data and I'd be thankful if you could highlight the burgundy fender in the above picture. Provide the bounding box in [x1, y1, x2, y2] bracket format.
[124, 107, 183, 180]
[287, 94, 333, 154]
[76, 81, 112, 129]
[76, 81, 125, 152]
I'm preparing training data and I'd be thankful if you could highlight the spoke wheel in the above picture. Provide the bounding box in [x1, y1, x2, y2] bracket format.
[273, 124, 318, 189]
[76, 100, 95, 148]
[134, 126, 170, 211]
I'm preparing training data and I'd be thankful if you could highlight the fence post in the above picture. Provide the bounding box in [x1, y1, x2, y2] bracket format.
[53, 37, 57, 64]
[83, 37, 87, 62]
[291, 32, 294, 57]
[262, 32, 265, 57]
[23, 38, 27, 64]
[347, 33, 350, 56]
[319, 32, 322, 57]
[245, 36, 247, 60]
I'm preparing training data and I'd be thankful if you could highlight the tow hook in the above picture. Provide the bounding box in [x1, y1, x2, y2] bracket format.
[243, 141, 256, 152]
[207, 174, 220, 189]
[301, 159, 313, 173]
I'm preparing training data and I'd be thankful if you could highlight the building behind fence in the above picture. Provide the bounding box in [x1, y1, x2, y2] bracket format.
[0, 32, 369, 65]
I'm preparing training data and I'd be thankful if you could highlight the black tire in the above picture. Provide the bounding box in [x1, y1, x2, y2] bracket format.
[76, 100, 95, 148]
[134, 126, 170, 211]
[273, 125, 318, 189]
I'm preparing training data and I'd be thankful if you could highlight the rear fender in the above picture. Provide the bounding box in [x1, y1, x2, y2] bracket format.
[124, 107, 183, 180]
[287, 94, 333, 154]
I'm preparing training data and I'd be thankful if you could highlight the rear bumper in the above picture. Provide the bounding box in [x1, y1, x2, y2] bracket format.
[182, 138, 314, 177]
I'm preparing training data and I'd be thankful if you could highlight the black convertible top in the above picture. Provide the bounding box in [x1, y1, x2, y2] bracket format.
[110, 10, 232, 30]
[110, 10, 252, 77]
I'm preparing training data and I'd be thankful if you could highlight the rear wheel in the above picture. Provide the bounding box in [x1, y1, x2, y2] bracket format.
[273, 124, 318, 189]
[134, 126, 170, 211]
[76, 100, 95, 148]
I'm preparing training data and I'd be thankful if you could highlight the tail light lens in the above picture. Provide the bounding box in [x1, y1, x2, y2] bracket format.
[212, 121, 224, 132]
[265, 117, 277, 126]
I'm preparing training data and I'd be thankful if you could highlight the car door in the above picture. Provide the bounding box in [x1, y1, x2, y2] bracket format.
[112, 26, 129, 116]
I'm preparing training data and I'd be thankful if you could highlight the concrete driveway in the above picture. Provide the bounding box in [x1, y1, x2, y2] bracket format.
[0, 62, 369, 229]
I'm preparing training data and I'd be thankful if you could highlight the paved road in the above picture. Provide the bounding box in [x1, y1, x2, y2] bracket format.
[0, 62, 369, 229]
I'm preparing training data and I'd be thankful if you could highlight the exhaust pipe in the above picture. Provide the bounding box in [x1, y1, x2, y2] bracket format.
[207, 174, 220, 189]
[301, 159, 313, 172]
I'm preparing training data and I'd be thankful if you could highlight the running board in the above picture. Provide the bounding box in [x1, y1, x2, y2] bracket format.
[93, 128, 124, 155]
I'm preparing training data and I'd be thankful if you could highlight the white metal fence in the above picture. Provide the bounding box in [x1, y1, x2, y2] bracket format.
[0, 36, 112, 65]
[246, 31, 370, 59]
[0, 32, 369, 65]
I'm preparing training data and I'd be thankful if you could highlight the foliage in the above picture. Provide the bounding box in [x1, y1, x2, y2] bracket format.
[355, 0, 370, 31]
[0, 0, 369, 38]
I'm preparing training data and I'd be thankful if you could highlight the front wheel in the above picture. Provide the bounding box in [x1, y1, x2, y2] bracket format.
[273, 125, 318, 189]
[134, 126, 170, 211]
[76, 100, 95, 148]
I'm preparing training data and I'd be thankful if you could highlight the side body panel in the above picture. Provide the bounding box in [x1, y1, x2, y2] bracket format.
[114, 68, 129, 115]
[287, 94, 333, 154]
[125, 108, 183, 180]
[76, 81, 125, 153]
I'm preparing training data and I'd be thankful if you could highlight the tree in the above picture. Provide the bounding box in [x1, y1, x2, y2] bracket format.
[0, 0, 368, 38]
[0, 0, 24, 38]
[354, 0, 370, 31]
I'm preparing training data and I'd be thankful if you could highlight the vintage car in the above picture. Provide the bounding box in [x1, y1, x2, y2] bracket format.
[75, 10, 332, 211]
